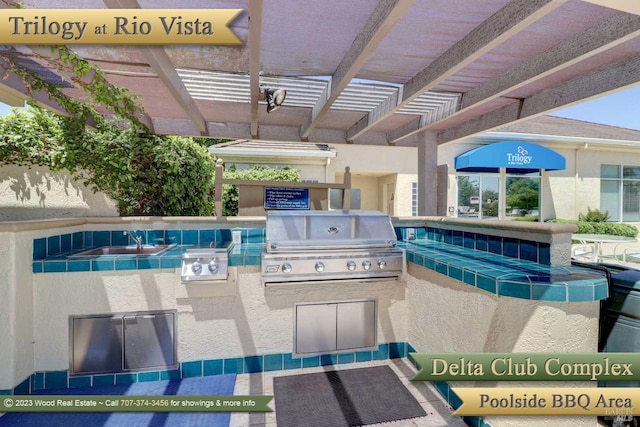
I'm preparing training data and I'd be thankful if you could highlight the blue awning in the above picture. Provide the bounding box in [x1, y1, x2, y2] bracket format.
[454, 141, 565, 174]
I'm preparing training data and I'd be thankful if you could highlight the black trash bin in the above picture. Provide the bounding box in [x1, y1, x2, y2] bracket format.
[572, 261, 640, 427]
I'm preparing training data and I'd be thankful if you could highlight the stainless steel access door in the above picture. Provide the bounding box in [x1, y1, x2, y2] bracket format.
[123, 312, 176, 371]
[294, 299, 377, 356]
[70, 315, 123, 375]
[295, 303, 337, 355]
[336, 300, 376, 351]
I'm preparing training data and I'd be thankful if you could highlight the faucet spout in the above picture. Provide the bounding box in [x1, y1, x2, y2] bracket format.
[124, 230, 144, 250]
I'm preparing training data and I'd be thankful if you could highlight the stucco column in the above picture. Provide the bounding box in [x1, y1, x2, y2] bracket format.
[418, 131, 438, 216]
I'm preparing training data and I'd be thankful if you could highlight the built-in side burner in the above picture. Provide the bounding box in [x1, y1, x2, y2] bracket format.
[261, 210, 405, 286]
[181, 241, 234, 283]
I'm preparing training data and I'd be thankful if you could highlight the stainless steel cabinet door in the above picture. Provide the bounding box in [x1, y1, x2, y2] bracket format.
[336, 300, 376, 351]
[295, 303, 337, 354]
[123, 313, 176, 371]
[71, 316, 123, 375]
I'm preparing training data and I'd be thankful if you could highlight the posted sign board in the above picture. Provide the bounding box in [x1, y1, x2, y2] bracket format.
[264, 187, 310, 210]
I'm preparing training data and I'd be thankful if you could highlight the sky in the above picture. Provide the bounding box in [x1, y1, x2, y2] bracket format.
[1, 84, 639, 130]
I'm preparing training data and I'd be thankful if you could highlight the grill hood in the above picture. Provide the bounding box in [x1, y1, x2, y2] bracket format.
[265, 210, 398, 252]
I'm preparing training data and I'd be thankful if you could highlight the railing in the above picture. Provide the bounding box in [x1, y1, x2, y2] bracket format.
[213, 159, 351, 216]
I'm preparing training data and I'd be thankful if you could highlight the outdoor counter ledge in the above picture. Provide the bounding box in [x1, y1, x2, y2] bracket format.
[22, 215, 608, 302]
[400, 240, 608, 302]
[395, 216, 609, 302]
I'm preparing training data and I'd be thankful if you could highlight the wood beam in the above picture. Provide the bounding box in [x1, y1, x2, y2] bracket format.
[300, 0, 414, 139]
[390, 12, 640, 143]
[438, 55, 640, 144]
[346, 0, 568, 140]
[104, 0, 205, 135]
[139, 46, 207, 136]
[248, 0, 263, 138]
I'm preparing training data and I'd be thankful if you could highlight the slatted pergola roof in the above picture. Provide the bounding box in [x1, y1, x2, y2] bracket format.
[1, 0, 639, 150]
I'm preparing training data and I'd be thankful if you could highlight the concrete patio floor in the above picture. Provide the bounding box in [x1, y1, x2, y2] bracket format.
[229, 358, 467, 427]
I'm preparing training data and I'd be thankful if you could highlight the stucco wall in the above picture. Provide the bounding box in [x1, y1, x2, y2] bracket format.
[407, 263, 600, 427]
[0, 165, 117, 221]
[349, 175, 379, 211]
[32, 267, 408, 372]
[332, 145, 418, 175]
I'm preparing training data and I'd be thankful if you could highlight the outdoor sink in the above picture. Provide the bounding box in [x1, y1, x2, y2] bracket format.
[69, 244, 177, 258]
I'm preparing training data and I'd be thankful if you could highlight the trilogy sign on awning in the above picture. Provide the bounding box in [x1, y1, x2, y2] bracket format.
[454, 141, 566, 174]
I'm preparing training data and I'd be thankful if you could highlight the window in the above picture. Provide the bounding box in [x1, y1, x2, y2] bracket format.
[411, 182, 418, 216]
[456, 174, 500, 219]
[601, 164, 640, 222]
[505, 172, 540, 221]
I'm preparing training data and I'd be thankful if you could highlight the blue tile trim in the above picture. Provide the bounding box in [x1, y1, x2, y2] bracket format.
[283, 353, 301, 370]
[15, 342, 409, 395]
[320, 354, 338, 366]
[160, 369, 181, 381]
[403, 237, 608, 302]
[93, 375, 115, 386]
[244, 356, 263, 373]
[116, 373, 137, 385]
[203, 359, 223, 376]
[181, 360, 202, 378]
[13, 377, 30, 395]
[263, 354, 283, 372]
[138, 371, 159, 382]
[223, 357, 244, 374]
[69, 376, 91, 388]
[44, 371, 67, 390]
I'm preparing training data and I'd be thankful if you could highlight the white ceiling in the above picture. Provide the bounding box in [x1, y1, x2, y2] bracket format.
[2, 0, 640, 148]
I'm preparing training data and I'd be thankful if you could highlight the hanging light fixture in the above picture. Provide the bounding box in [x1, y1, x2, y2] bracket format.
[262, 87, 287, 113]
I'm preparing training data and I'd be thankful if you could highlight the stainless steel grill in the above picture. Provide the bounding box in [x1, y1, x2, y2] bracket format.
[261, 210, 405, 286]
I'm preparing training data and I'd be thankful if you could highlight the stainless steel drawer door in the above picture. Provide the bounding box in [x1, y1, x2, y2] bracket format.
[336, 300, 376, 351]
[295, 303, 337, 355]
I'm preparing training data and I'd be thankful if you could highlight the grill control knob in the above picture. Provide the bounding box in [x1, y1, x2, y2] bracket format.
[378, 260, 387, 269]
[282, 263, 292, 274]
[315, 262, 325, 272]
[208, 260, 219, 273]
[362, 260, 372, 270]
[192, 261, 202, 273]
[347, 260, 356, 271]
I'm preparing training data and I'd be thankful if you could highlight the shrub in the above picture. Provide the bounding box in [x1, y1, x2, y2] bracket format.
[578, 207, 609, 222]
[547, 219, 638, 238]
[0, 107, 216, 216]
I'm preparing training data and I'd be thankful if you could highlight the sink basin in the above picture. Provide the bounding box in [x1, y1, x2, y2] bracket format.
[69, 244, 177, 258]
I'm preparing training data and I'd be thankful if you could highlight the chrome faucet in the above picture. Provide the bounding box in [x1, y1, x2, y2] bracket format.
[124, 230, 144, 250]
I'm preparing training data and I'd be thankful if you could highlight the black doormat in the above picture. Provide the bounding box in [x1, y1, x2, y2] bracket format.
[273, 365, 427, 427]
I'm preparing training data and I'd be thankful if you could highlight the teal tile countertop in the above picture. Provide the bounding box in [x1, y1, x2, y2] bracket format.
[32, 242, 264, 274]
[32, 235, 608, 303]
[401, 239, 609, 302]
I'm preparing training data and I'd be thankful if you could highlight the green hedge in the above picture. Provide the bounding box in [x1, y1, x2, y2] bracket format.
[547, 219, 639, 238]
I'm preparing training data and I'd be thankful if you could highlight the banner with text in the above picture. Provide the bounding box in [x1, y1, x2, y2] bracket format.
[0, 9, 243, 44]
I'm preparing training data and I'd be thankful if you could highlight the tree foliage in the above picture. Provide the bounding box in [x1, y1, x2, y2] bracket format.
[0, 107, 216, 216]
[506, 177, 539, 211]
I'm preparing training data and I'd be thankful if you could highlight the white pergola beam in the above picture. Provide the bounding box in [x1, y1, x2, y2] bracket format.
[438, 54, 640, 144]
[104, 0, 207, 135]
[301, 0, 414, 139]
[346, 0, 568, 141]
[389, 12, 640, 143]
[248, 0, 263, 138]
[463, 12, 640, 108]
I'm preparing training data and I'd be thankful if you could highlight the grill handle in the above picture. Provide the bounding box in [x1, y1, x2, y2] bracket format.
[269, 242, 397, 251]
